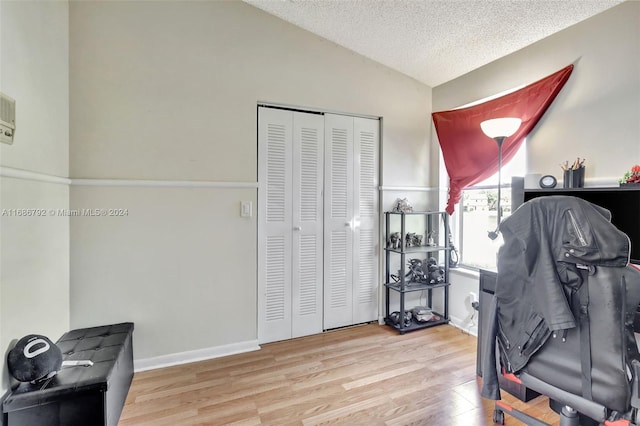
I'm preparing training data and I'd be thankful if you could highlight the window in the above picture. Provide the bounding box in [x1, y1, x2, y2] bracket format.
[447, 143, 526, 270]
[436, 85, 531, 270]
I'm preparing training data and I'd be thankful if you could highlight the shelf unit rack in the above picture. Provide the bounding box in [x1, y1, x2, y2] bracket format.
[383, 211, 451, 334]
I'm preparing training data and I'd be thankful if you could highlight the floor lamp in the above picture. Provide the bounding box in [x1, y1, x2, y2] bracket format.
[480, 117, 522, 240]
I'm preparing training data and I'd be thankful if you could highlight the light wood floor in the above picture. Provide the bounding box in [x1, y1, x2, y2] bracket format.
[120, 324, 559, 425]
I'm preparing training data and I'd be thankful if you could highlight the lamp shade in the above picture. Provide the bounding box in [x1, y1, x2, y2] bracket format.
[480, 117, 522, 138]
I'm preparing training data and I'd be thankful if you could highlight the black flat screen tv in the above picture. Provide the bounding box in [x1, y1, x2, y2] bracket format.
[523, 187, 640, 265]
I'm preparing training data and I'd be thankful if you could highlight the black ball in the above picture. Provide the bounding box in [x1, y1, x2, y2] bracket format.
[7, 335, 62, 383]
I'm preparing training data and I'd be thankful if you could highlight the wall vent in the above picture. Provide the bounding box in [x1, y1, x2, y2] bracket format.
[0, 92, 16, 145]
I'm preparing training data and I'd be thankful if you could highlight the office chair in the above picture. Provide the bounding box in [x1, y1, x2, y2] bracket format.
[481, 196, 640, 425]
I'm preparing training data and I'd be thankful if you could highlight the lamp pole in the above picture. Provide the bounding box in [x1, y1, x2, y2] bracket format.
[488, 136, 505, 240]
[480, 117, 521, 240]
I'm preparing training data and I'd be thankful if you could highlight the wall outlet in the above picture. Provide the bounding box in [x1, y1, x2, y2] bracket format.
[0, 92, 16, 145]
[470, 292, 479, 310]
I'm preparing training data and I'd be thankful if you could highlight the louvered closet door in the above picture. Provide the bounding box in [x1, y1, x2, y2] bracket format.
[291, 112, 324, 338]
[324, 114, 355, 330]
[352, 117, 379, 324]
[258, 107, 294, 343]
[258, 107, 324, 344]
[324, 114, 379, 330]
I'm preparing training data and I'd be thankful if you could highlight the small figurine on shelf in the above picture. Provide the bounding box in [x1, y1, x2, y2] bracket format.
[389, 311, 412, 327]
[392, 198, 413, 213]
[426, 231, 437, 246]
[387, 232, 401, 249]
[405, 258, 428, 283]
[411, 233, 423, 247]
[426, 257, 445, 284]
[405, 232, 416, 248]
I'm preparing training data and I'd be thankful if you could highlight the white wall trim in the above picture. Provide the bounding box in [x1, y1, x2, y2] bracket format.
[0, 170, 620, 191]
[0, 167, 259, 189]
[450, 267, 481, 280]
[380, 177, 624, 193]
[449, 314, 478, 337]
[379, 186, 438, 192]
[72, 179, 258, 188]
[0, 166, 71, 185]
[134, 339, 261, 372]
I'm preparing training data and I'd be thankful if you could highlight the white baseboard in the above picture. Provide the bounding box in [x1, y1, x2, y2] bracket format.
[449, 314, 478, 337]
[134, 339, 261, 372]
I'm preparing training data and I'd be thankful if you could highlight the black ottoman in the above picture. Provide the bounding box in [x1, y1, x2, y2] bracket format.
[2, 322, 134, 426]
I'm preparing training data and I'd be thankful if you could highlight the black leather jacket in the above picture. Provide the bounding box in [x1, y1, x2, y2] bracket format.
[481, 196, 632, 400]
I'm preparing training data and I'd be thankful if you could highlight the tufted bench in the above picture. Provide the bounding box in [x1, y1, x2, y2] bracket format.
[2, 322, 134, 426]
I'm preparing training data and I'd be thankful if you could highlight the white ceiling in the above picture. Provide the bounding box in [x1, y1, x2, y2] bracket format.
[244, 0, 624, 87]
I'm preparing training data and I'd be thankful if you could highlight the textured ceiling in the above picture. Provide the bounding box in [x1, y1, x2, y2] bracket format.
[244, 0, 624, 87]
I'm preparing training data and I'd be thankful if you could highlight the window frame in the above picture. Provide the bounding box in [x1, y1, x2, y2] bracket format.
[443, 138, 526, 271]
[455, 181, 515, 271]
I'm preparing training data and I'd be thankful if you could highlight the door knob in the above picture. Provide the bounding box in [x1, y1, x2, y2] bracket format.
[293, 226, 302, 231]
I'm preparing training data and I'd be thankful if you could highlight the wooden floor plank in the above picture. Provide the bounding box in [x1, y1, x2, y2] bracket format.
[121, 324, 560, 425]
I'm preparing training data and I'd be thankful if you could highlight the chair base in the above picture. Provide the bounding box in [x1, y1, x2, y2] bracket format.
[492, 371, 638, 426]
[493, 397, 636, 426]
[494, 400, 551, 426]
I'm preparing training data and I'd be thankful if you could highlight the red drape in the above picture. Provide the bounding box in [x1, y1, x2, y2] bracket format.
[432, 64, 574, 215]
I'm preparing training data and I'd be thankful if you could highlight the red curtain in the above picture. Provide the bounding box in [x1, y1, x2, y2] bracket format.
[432, 64, 574, 215]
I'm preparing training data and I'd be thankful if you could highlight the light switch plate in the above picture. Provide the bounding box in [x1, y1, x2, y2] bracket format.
[241, 201, 252, 217]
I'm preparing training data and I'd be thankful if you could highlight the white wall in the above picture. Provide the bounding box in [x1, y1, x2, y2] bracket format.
[69, 1, 433, 365]
[433, 1, 640, 330]
[0, 1, 69, 394]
